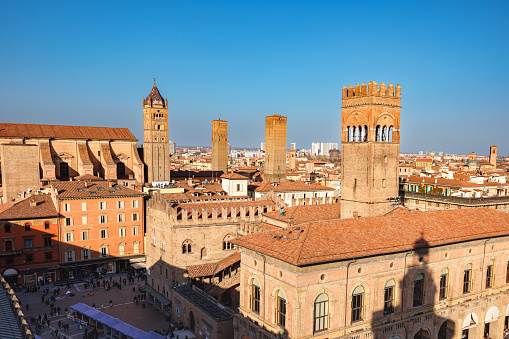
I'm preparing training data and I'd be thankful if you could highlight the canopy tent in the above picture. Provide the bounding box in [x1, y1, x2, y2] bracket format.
[130, 262, 146, 270]
[144, 285, 171, 306]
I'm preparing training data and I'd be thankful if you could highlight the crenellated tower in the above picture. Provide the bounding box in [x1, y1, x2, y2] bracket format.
[143, 79, 170, 183]
[340, 81, 401, 219]
[211, 118, 228, 174]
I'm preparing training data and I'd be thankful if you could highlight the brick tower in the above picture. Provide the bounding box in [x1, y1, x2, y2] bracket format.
[489, 145, 497, 167]
[211, 118, 228, 174]
[143, 79, 170, 183]
[264, 115, 287, 183]
[340, 81, 401, 219]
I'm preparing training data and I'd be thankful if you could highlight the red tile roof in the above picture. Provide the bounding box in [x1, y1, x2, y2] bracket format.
[0, 123, 137, 141]
[0, 195, 58, 220]
[264, 203, 341, 224]
[187, 252, 241, 278]
[254, 181, 334, 193]
[52, 181, 145, 199]
[233, 208, 509, 266]
[220, 173, 248, 180]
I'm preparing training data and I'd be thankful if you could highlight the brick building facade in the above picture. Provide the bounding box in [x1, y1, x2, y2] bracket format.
[264, 115, 287, 183]
[212, 118, 229, 174]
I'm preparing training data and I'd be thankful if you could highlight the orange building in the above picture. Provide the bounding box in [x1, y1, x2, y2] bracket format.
[0, 195, 59, 286]
[51, 179, 145, 280]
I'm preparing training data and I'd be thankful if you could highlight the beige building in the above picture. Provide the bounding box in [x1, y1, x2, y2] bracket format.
[490, 145, 498, 167]
[212, 118, 228, 174]
[264, 115, 287, 183]
[143, 79, 170, 183]
[341, 81, 401, 219]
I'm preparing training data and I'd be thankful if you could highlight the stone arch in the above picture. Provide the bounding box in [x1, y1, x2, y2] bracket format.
[344, 110, 369, 128]
[438, 319, 455, 339]
[375, 113, 396, 128]
[413, 327, 431, 339]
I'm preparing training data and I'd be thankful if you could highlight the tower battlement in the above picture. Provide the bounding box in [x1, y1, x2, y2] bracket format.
[342, 81, 401, 99]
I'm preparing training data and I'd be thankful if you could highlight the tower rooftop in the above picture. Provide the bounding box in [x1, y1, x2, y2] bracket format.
[146, 78, 165, 106]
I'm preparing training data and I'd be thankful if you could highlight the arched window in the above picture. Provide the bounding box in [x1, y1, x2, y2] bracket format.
[413, 273, 425, 307]
[60, 162, 69, 178]
[388, 125, 394, 142]
[414, 328, 430, 339]
[357, 125, 362, 142]
[486, 259, 494, 288]
[182, 240, 192, 254]
[463, 264, 473, 294]
[313, 293, 329, 333]
[347, 126, 352, 142]
[376, 125, 381, 141]
[382, 126, 388, 141]
[384, 280, 395, 314]
[363, 125, 368, 141]
[276, 289, 287, 327]
[250, 279, 261, 313]
[117, 162, 126, 178]
[200, 247, 207, 259]
[353, 126, 359, 142]
[223, 234, 235, 250]
[351, 285, 364, 322]
[439, 268, 449, 300]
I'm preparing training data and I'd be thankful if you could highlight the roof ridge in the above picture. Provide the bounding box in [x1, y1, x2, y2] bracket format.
[295, 223, 311, 265]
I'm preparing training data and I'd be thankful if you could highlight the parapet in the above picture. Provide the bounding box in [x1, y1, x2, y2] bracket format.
[342, 82, 401, 99]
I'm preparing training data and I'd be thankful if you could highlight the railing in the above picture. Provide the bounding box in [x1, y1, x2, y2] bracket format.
[400, 191, 509, 205]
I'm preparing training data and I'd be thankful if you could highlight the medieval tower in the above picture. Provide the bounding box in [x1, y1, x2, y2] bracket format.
[489, 145, 498, 167]
[211, 118, 228, 174]
[264, 115, 287, 183]
[340, 81, 401, 219]
[143, 79, 170, 183]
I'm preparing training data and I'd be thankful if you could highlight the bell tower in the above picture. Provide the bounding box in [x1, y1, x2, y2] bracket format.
[143, 79, 170, 183]
[340, 81, 401, 219]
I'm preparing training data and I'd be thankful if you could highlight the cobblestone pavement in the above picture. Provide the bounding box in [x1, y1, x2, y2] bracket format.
[17, 273, 169, 338]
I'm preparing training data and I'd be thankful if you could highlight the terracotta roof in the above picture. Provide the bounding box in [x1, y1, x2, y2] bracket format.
[0, 123, 137, 141]
[0, 195, 58, 220]
[220, 173, 248, 180]
[146, 80, 165, 106]
[233, 208, 509, 266]
[254, 181, 334, 193]
[187, 252, 241, 278]
[264, 203, 341, 224]
[51, 181, 145, 199]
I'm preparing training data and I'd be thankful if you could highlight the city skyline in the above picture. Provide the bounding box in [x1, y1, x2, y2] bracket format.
[1, 1, 508, 154]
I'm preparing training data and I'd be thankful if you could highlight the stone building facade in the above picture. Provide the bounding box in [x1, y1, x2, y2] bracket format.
[212, 118, 229, 174]
[340, 81, 401, 219]
[264, 115, 287, 183]
[233, 208, 509, 339]
[490, 145, 498, 167]
[143, 79, 170, 183]
[0, 144, 40, 202]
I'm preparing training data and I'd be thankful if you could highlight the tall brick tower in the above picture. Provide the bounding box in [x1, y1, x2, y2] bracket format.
[264, 115, 287, 183]
[143, 79, 170, 183]
[211, 118, 228, 174]
[489, 145, 497, 167]
[340, 81, 401, 219]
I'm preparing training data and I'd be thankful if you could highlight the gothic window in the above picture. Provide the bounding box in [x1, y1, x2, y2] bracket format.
[413, 273, 425, 307]
[223, 234, 235, 250]
[182, 240, 192, 254]
[376, 125, 381, 141]
[382, 126, 388, 141]
[384, 280, 395, 314]
[389, 125, 394, 142]
[351, 285, 364, 322]
[347, 126, 352, 142]
[313, 293, 329, 333]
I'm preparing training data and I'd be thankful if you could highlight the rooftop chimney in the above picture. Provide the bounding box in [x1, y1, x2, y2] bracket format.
[29, 198, 37, 207]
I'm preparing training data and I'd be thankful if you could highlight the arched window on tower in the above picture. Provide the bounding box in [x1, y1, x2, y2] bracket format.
[376, 125, 381, 141]
[352, 126, 357, 142]
[389, 125, 394, 142]
[357, 125, 362, 142]
[182, 240, 192, 254]
[363, 125, 368, 141]
[347, 126, 352, 142]
[382, 126, 388, 141]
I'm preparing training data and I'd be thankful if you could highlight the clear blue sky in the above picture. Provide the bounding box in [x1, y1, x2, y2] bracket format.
[1, 1, 508, 155]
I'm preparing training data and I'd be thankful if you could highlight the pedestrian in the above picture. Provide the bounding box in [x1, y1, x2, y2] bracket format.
[109, 300, 113, 307]
[57, 306, 61, 315]
[25, 303, 29, 311]
[54, 328, 59, 336]
[58, 320, 62, 328]
[47, 319, 50, 327]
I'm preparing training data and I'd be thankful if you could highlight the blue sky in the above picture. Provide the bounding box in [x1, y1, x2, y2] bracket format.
[1, 1, 508, 154]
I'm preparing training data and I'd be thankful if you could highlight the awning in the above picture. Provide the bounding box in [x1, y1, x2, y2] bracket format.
[130, 263, 146, 270]
[462, 312, 478, 329]
[485, 306, 499, 323]
[145, 285, 171, 306]
[129, 257, 145, 264]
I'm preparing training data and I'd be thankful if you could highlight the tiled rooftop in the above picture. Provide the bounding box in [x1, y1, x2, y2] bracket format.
[52, 181, 145, 199]
[264, 203, 341, 224]
[0, 195, 58, 220]
[254, 181, 334, 192]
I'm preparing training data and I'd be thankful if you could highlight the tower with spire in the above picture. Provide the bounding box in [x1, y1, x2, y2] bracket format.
[143, 79, 170, 183]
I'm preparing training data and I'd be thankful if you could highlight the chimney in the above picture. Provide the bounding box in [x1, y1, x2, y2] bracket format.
[109, 181, 113, 188]
[84, 181, 89, 188]
[29, 198, 37, 207]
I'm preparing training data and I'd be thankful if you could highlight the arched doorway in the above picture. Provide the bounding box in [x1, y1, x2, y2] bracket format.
[414, 328, 430, 339]
[438, 320, 455, 339]
[2, 268, 18, 286]
[189, 311, 195, 332]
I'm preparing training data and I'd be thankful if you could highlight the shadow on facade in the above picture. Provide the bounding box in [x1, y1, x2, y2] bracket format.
[371, 236, 455, 339]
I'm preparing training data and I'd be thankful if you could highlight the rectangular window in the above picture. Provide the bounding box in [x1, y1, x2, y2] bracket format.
[81, 202, 87, 211]
[45, 252, 52, 261]
[132, 213, 139, 221]
[119, 228, 126, 237]
[5, 224, 11, 233]
[133, 242, 139, 254]
[133, 227, 139, 236]
[44, 222, 50, 229]
[237, 184, 241, 191]
[99, 201, 107, 210]
[83, 249, 89, 260]
[66, 251, 73, 262]
[277, 297, 286, 327]
[486, 264, 494, 288]
[117, 214, 125, 222]
[117, 201, 125, 209]
[383, 286, 394, 314]
[24, 239, 33, 248]
[352, 293, 364, 322]
[44, 237, 52, 247]
[81, 231, 88, 241]
[161, 241, 166, 251]
[100, 215, 107, 223]
[101, 247, 107, 257]
[100, 229, 107, 239]
[81, 215, 88, 225]
[25, 223, 31, 231]
[65, 217, 72, 226]
[439, 274, 448, 299]
[64, 203, 71, 212]
[251, 285, 260, 313]
[132, 200, 139, 208]
[413, 279, 424, 307]
[66, 232, 74, 242]
[463, 269, 472, 294]
[119, 245, 125, 256]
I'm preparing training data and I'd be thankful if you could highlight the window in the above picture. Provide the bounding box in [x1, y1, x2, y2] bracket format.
[5, 224, 10, 233]
[132, 213, 139, 221]
[66, 251, 73, 262]
[60, 162, 69, 177]
[117, 200, 125, 209]
[64, 203, 71, 212]
[133, 227, 139, 236]
[66, 232, 74, 242]
[24, 239, 33, 248]
[44, 237, 52, 247]
[161, 241, 166, 251]
[81, 231, 88, 241]
[100, 229, 108, 239]
[132, 200, 139, 208]
[81, 215, 88, 225]
[276, 290, 287, 327]
[486, 259, 494, 288]
[119, 244, 125, 256]
[25, 254, 33, 263]
[99, 201, 107, 210]
[384, 280, 395, 314]
[117, 213, 125, 222]
[133, 242, 139, 254]
[45, 252, 52, 261]
[100, 215, 107, 223]
[250, 279, 261, 314]
[119, 228, 126, 237]
[439, 268, 449, 300]
[44, 221, 50, 229]
[182, 240, 192, 254]
[83, 248, 89, 260]
[313, 293, 329, 333]
[352, 285, 364, 322]
[81, 202, 87, 211]
[101, 247, 108, 257]
[413, 273, 425, 307]
[223, 234, 235, 250]
[506, 261, 509, 284]
[463, 264, 473, 294]
[65, 217, 72, 226]
[25, 223, 31, 231]
[237, 184, 241, 192]
[117, 162, 126, 178]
